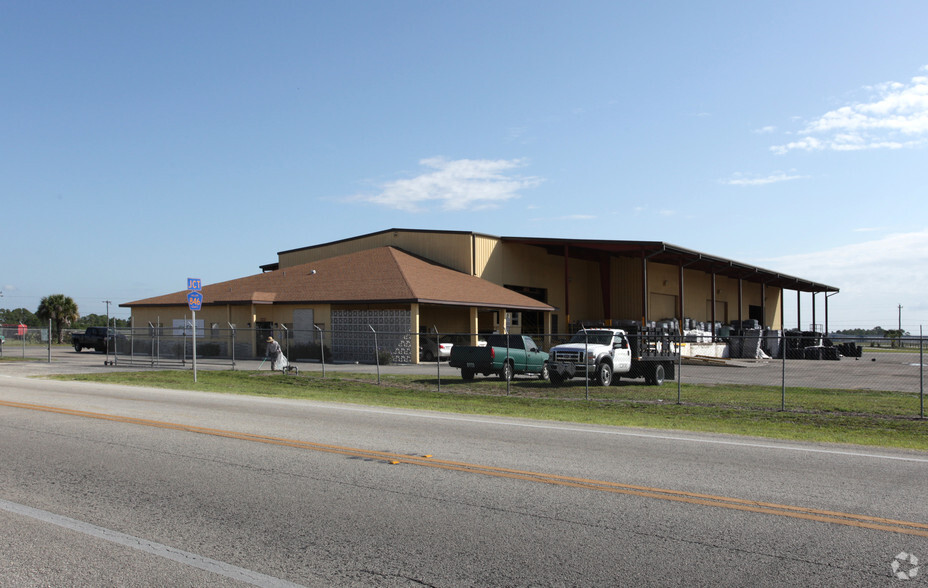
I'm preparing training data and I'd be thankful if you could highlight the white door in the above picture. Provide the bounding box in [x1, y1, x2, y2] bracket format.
[613, 334, 632, 372]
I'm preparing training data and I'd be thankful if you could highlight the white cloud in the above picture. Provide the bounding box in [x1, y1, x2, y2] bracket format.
[754, 125, 777, 134]
[772, 66, 928, 154]
[355, 157, 544, 212]
[721, 172, 806, 186]
[757, 229, 928, 329]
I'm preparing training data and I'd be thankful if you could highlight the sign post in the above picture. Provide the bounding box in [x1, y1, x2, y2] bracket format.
[187, 279, 202, 382]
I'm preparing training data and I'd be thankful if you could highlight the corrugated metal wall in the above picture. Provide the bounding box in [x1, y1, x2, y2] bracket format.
[279, 230, 474, 274]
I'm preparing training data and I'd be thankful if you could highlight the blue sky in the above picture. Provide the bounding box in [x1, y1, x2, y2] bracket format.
[2, 1, 927, 332]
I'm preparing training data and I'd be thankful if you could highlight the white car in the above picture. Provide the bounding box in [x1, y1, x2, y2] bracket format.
[420, 335, 455, 362]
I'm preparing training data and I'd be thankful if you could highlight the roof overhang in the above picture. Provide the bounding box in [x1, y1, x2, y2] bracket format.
[501, 236, 839, 294]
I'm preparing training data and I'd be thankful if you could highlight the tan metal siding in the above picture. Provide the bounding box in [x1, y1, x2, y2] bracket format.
[473, 234, 501, 278]
[613, 256, 643, 321]
[279, 230, 474, 274]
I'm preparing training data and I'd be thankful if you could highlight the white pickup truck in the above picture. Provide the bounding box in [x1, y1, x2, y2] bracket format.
[547, 327, 679, 386]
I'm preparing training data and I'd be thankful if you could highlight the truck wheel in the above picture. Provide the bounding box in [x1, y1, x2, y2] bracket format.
[461, 368, 475, 381]
[539, 362, 549, 380]
[595, 362, 613, 386]
[650, 364, 665, 386]
[74, 343, 82, 352]
[499, 361, 513, 382]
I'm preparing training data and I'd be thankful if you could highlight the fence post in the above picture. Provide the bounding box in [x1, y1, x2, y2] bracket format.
[676, 332, 682, 404]
[112, 318, 118, 367]
[229, 323, 236, 371]
[920, 326, 924, 419]
[433, 325, 441, 394]
[47, 319, 52, 363]
[781, 331, 787, 411]
[314, 325, 325, 379]
[584, 329, 589, 402]
[370, 325, 381, 385]
[506, 333, 511, 396]
[281, 324, 289, 361]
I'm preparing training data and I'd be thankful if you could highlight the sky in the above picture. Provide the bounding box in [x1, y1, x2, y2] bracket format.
[2, 1, 927, 333]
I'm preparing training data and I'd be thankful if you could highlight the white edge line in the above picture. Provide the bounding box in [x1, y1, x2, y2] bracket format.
[315, 403, 928, 464]
[0, 499, 307, 588]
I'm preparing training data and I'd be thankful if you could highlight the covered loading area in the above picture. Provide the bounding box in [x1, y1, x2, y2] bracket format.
[501, 237, 839, 335]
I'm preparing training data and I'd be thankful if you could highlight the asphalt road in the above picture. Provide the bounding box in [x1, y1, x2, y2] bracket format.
[1, 364, 927, 586]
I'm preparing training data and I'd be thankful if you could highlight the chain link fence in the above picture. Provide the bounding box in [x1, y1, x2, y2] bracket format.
[0, 323, 51, 361]
[7, 324, 925, 418]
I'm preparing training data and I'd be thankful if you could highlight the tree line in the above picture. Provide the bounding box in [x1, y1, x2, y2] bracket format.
[832, 327, 913, 349]
[1, 294, 129, 344]
[831, 327, 911, 337]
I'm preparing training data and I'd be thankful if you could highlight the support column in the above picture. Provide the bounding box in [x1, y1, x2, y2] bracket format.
[250, 304, 257, 359]
[563, 245, 571, 328]
[812, 292, 817, 332]
[761, 283, 766, 329]
[780, 289, 786, 331]
[600, 255, 612, 321]
[738, 279, 743, 324]
[797, 291, 801, 330]
[641, 254, 649, 326]
[544, 311, 552, 348]
[468, 306, 479, 345]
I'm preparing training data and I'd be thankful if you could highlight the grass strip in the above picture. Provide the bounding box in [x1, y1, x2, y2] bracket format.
[50, 370, 928, 451]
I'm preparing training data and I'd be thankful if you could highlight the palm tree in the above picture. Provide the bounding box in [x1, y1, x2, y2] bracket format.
[36, 294, 80, 344]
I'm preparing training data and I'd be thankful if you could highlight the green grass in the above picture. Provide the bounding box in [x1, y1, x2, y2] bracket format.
[0, 355, 44, 362]
[50, 370, 928, 451]
[865, 346, 926, 353]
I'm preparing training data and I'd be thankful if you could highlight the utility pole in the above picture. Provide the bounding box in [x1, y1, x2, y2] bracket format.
[899, 304, 903, 333]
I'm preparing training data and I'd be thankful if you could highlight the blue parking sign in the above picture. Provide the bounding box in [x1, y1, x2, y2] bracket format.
[187, 291, 203, 311]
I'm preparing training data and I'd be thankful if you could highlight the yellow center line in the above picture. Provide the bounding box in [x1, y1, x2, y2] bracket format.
[3, 399, 926, 537]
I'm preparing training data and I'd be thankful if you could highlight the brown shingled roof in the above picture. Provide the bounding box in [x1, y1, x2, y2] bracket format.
[122, 247, 554, 311]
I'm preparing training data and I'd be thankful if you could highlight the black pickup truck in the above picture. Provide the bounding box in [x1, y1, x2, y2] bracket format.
[72, 327, 117, 353]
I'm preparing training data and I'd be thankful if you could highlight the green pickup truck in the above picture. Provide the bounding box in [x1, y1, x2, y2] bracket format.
[448, 334, 549, 381]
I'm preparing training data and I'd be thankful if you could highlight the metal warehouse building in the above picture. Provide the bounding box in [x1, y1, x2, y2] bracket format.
[123, 228, 838, 362]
